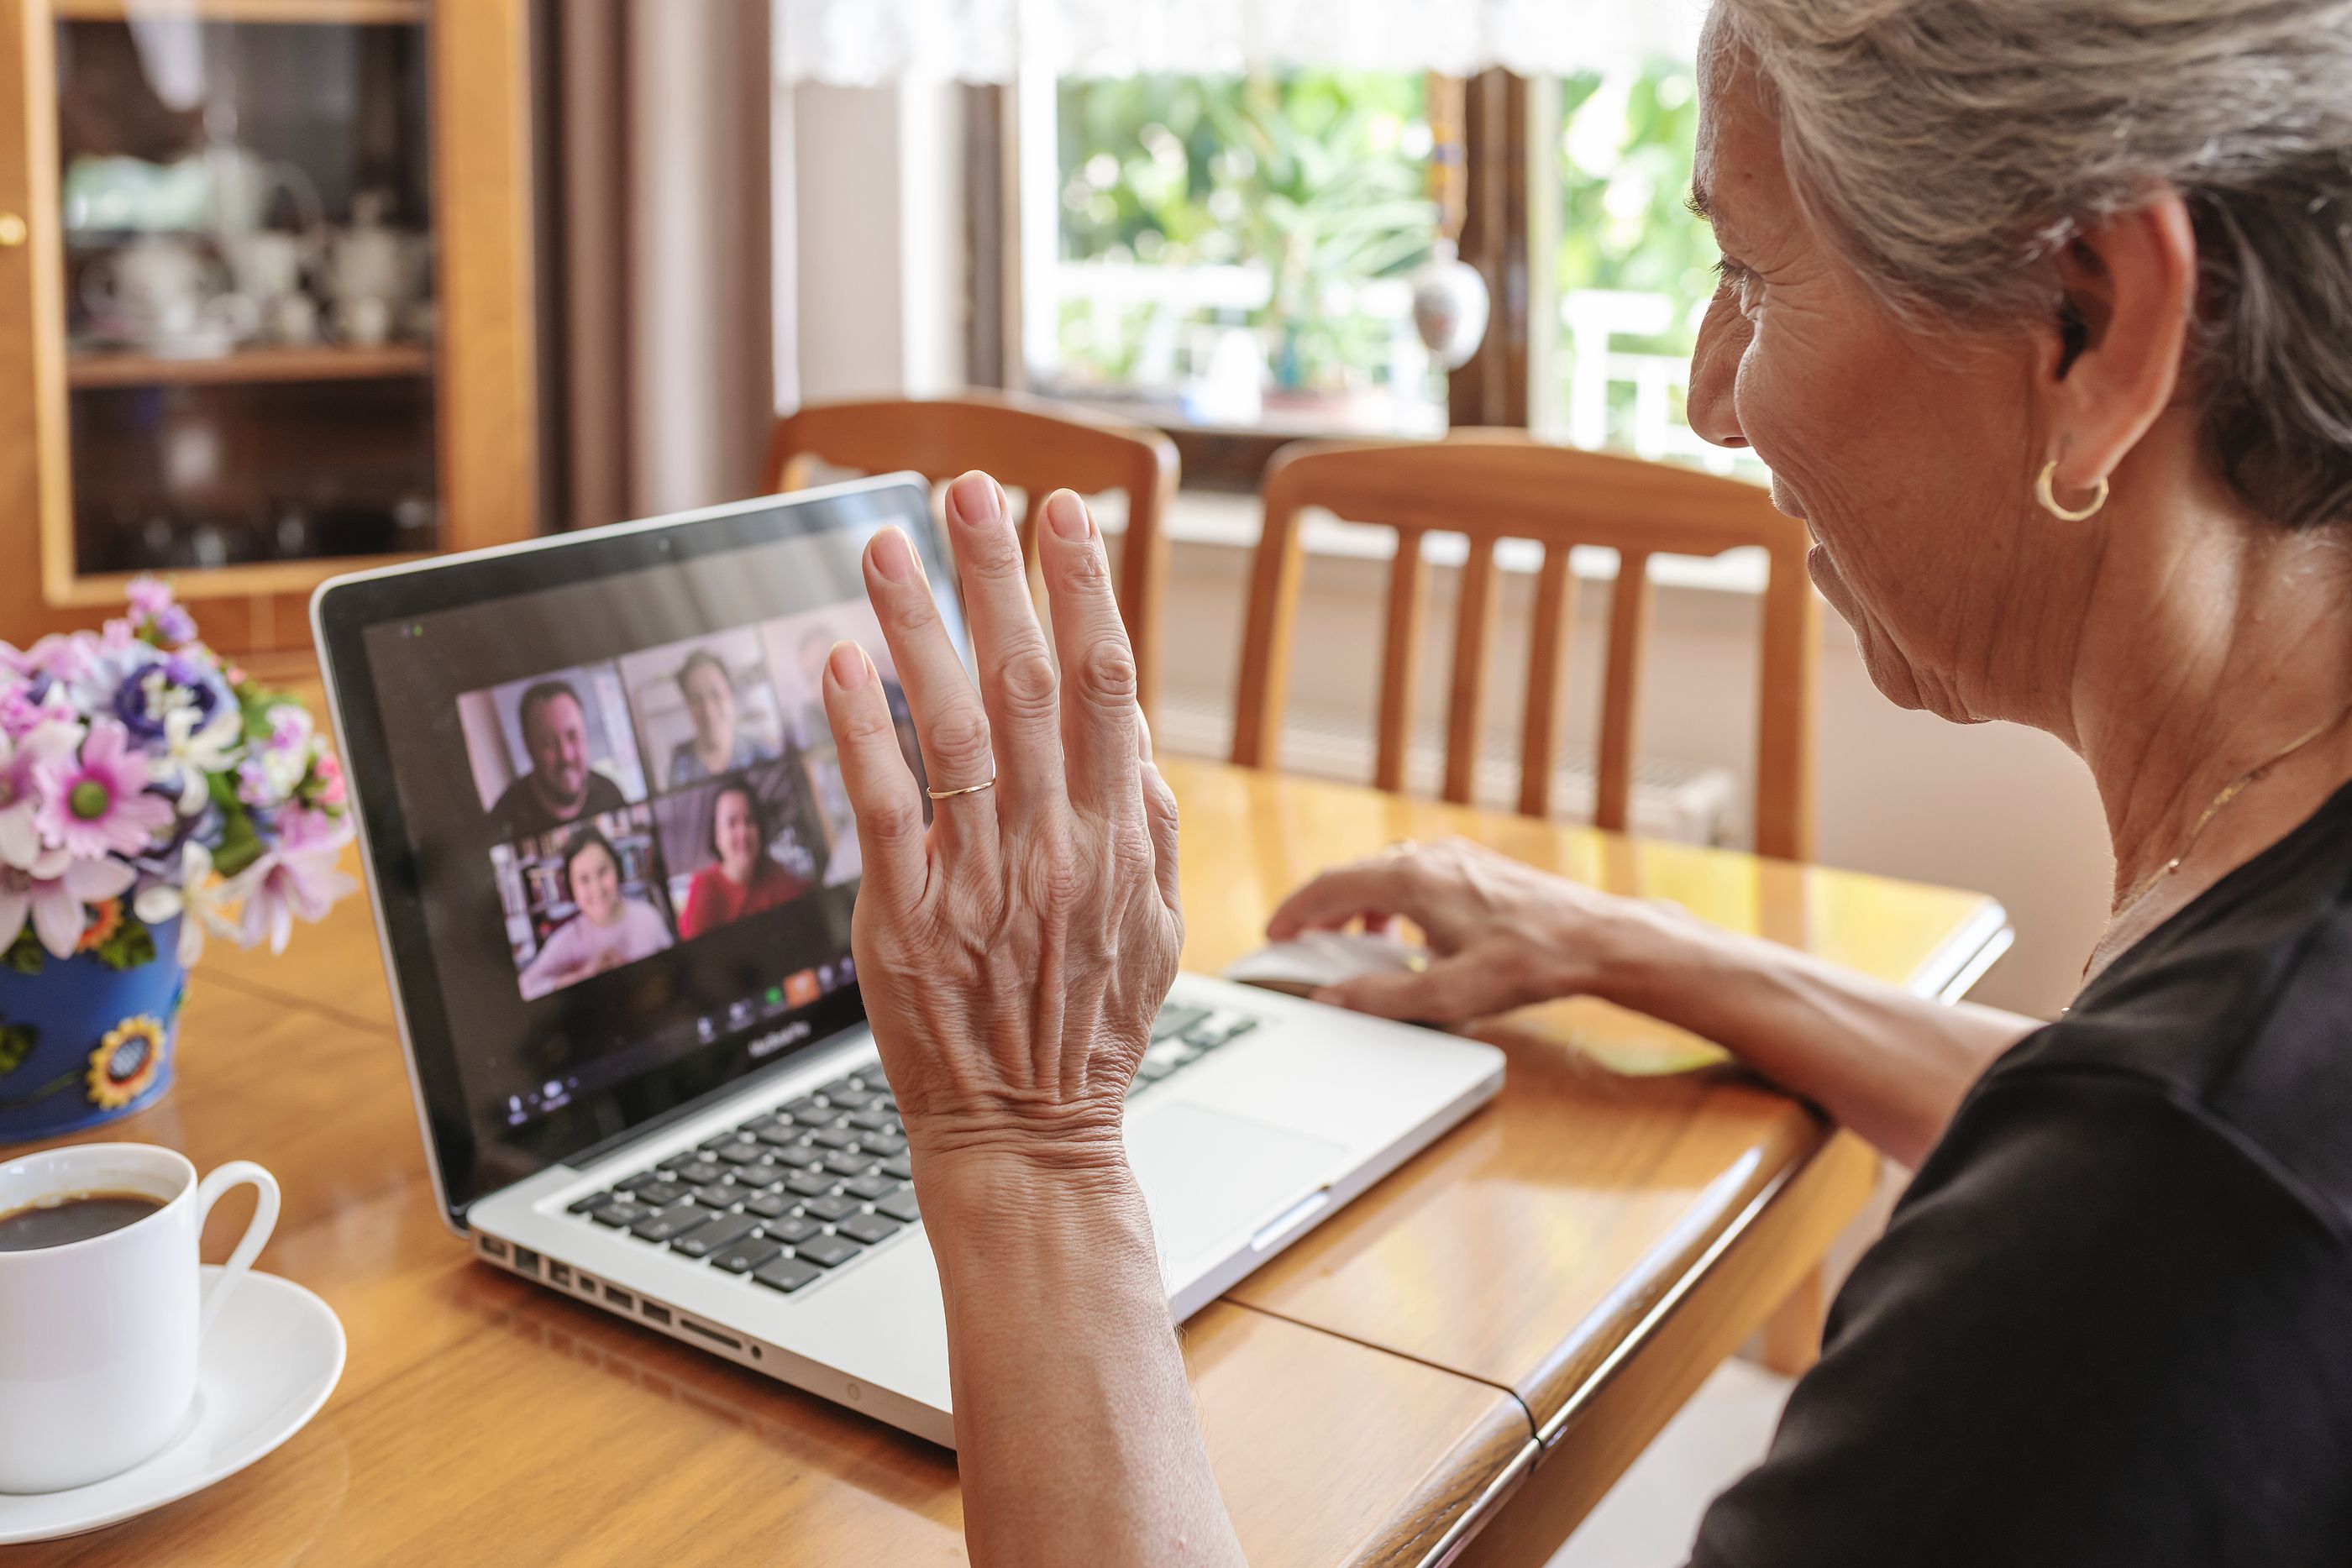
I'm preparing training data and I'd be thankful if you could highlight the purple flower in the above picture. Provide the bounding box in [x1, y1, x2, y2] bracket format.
[236, 755, 276, 808]
[34, 718, 174, 860]
[110, 649, 227, 744]
[0, 848, 134, 959]
[225, 806, 354, 954]
[126, 577, 197, 646]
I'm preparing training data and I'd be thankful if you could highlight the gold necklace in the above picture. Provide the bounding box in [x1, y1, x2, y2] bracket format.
[2102, 693, 2352, 936]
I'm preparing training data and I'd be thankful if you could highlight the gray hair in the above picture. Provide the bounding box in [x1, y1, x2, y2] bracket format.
[1707, 0, 2352, 530]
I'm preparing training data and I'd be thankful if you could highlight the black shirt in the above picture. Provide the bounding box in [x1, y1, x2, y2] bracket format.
[488, 768, 627, 842]
[1693, 779, 2352, 1566]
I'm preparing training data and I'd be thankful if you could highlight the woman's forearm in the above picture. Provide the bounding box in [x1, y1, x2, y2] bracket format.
[919, 1150, 1247, 1568]
[1601, 920, 2040, 1167]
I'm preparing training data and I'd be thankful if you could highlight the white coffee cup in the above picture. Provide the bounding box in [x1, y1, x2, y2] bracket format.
[0, 1143, 278, 1493]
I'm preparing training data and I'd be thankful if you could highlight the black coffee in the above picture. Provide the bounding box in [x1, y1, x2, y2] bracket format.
[0, 1192, 164, 1251]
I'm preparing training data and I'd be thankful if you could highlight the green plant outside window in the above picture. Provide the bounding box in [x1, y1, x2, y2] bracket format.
[1048, 71, 1441, 418]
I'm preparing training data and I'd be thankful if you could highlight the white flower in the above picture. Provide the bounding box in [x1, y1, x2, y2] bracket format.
[153, 701, 244, 814]
[134, 839, 237, 967]
[247, 705, 315, 801]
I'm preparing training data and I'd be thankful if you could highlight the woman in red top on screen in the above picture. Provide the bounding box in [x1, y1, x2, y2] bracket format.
[676, 778, 811, 939]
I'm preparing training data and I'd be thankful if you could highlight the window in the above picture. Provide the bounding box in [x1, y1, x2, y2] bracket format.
[1548, 58, 1756, 475]
[1017, 70, 1447, 438]
[973, 44, 1751, 482]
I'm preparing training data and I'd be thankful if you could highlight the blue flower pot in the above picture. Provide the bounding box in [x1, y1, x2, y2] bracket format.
[0, 918, 182, 1146]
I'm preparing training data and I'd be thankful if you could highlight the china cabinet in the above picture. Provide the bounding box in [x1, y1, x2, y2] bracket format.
[0, 0, 537, 657]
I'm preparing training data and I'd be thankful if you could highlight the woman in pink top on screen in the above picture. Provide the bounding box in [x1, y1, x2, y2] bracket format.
[517, 828, 674, 999]
[676, 778, 811, 939]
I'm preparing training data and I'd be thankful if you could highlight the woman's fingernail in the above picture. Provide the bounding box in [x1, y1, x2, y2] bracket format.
[948, 470, 1002, 525]
[827, 641, 870, 690]
[869, 527, 916, 584]
[1047, 490, 1091, 541]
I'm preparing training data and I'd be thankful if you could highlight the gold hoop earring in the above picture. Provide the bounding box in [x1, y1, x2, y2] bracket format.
[2035, 459, 2108, 522]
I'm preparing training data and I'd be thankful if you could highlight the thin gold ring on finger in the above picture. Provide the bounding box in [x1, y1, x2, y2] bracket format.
[927, 776, 999, 800]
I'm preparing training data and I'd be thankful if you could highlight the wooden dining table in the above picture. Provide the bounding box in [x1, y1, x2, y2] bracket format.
[18, 755, 2006, 1568]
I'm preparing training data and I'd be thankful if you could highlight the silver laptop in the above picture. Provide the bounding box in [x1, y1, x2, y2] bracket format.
[311, 475, 1503, 1445]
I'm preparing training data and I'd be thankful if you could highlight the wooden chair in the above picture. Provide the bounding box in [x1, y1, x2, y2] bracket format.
[1231, 431, 1819, 859]
[768, 391, 1180, 718]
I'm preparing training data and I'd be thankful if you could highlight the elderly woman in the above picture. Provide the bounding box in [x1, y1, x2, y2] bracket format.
[816, 2, 2352, 1562]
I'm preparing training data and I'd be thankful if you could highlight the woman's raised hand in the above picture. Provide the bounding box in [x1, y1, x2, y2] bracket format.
[819, 472, 1183, 1177]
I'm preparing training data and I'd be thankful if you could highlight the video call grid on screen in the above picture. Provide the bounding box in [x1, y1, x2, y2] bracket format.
[360, 520, 933, 1175]
[457, 604, 888, 1003]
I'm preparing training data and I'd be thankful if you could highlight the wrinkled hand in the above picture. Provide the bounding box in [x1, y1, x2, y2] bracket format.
[821, 473, 1182, 1176]
[1266, 836, 1698, 1023]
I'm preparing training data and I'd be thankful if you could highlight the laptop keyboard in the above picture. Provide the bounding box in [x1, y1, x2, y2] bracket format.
[564, 998, 1262, 1298]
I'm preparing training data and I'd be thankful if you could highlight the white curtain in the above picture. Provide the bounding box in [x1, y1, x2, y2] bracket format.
[774, 0, 1710, 84]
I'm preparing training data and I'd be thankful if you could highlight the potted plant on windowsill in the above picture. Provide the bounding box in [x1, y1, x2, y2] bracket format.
[0, 579, 354, 1141]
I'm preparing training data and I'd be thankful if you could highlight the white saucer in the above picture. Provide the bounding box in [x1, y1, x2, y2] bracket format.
[0, 1266, 345, 1544]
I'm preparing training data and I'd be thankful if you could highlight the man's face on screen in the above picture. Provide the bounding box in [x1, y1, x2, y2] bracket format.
[526, 693, 592, 815]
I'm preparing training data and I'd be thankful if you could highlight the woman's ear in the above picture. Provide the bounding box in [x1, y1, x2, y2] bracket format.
[2039, 192, 2199, 492]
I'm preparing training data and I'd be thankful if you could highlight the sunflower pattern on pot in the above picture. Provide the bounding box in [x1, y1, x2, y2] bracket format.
[87, 1015, 165, 1109]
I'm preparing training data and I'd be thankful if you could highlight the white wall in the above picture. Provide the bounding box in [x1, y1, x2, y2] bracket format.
[784, 82, 966, 405]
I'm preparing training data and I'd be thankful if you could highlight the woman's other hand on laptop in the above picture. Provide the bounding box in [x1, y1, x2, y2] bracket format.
[1268, 837, 2028, 1167]
[1266, 836, 1709, 1025]
[818, 471, 1242, 1566]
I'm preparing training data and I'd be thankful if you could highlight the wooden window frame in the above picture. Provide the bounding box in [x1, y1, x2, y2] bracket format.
[964, 69, 1543, 490]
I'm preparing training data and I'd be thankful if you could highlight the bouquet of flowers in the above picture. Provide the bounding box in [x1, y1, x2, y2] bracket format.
[0, 579, 355, 976]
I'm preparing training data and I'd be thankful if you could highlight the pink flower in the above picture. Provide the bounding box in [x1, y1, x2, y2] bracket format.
[311, 751, 347, 807]
[0, 720, 78, 869]
[0, 683, 71, 742]
[0, 849, 135, 959]
[19, 632, 99, 688]
[35, 718, 173, 859]
[226, 808, 354, 954]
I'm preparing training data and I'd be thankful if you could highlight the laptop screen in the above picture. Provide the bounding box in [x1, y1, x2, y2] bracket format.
[318, 480, 957, 1219]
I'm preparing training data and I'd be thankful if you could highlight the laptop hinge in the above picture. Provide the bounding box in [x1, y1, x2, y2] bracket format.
[557, 1030, 877, 1175]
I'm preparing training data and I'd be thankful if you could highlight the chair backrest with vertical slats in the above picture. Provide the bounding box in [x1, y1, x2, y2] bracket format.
[1230, 431, 1820, 859]
[767, 391, 1180, 717]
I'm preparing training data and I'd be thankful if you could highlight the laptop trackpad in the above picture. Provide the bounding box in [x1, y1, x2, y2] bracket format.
[1125, 1102, 1347, 1277]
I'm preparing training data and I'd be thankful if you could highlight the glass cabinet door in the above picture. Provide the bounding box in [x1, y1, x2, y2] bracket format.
[55, 2, 438, 577]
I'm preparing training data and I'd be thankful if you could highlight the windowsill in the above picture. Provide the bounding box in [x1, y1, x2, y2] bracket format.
[1158, 485, 1773, 596]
